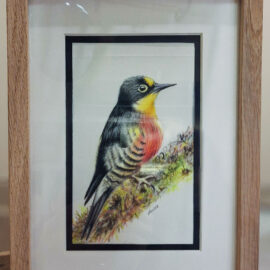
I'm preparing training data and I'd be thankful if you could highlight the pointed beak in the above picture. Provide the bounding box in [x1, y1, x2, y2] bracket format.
[153, 83, 177, 93]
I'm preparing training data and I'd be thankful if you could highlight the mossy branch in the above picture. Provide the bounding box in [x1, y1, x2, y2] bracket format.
[73, 128, 194, 243]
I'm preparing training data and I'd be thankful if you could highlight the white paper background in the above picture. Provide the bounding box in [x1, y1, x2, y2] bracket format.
[72, 42, 195, 244]
[29, 0, 238, 269]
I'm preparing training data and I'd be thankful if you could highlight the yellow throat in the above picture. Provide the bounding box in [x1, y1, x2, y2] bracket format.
[134, 93, 158, 118]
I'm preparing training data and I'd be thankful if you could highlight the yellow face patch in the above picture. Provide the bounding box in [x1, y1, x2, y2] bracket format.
[144, 77, 155, 87]
[134, 93, 157, 117]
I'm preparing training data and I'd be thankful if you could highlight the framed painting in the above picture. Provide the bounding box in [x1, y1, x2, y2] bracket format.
[66, 35, 200, 250]
[6, 0, 262, 270]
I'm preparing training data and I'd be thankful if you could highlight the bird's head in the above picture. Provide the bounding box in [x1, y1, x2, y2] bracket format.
[117, 76, 176, 116]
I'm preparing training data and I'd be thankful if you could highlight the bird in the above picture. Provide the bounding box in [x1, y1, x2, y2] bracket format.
[81, 75, 176, 240]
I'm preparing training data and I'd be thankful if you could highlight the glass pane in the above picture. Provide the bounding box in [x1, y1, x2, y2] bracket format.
[29, 0, 239, 269]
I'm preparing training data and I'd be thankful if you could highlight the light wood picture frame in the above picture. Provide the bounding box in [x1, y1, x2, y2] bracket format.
[5, 0, 263, 269]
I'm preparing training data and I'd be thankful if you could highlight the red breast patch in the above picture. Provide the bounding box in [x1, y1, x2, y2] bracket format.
[140, 116, 163, 163]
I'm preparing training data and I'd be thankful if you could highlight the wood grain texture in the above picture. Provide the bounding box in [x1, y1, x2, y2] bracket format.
[237, 0, 263, 270]
[0, 251, 10, 270]
[6, 0, 30, 270]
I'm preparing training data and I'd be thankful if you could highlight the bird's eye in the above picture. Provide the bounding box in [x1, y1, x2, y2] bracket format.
[138, 84, 148, 93]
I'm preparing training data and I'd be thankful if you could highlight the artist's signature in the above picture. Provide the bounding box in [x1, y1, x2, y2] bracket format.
[148, 205, 159, 216]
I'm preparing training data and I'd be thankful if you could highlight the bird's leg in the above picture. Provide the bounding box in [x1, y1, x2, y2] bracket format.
[131, 174, 160, 194]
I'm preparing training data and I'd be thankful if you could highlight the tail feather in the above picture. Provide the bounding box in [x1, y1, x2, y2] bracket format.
[84, 173, 104, 205]
[81, 187, 113, 240]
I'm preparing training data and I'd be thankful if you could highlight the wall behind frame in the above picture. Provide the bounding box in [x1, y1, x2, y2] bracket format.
[261, 0, 270, 197]
[0, 0, 9, 251]
[259, 1, 270, 268]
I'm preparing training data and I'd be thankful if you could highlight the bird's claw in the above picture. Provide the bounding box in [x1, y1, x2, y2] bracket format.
[132, 175, 160, 194]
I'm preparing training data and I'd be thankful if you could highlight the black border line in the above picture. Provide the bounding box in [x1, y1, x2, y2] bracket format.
[66, 35, 201, 251]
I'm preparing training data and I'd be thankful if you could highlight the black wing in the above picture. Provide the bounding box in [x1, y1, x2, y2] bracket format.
[84, 105, 134, 205]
